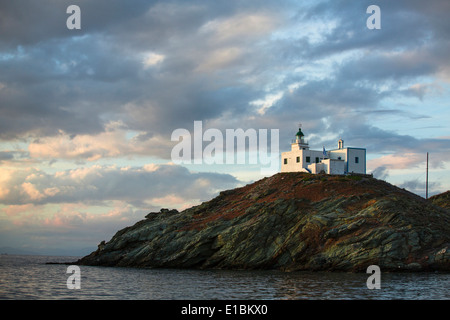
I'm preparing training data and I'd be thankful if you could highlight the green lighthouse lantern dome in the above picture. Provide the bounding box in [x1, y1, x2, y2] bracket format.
[296, 128, 304, 138]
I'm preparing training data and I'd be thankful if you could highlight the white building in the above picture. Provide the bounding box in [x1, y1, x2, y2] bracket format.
[281, 127, 366, 175]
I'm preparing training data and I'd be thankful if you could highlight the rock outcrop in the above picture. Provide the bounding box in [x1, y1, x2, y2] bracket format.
[76, 173, 450, 272]
[429, 190, 450, 210]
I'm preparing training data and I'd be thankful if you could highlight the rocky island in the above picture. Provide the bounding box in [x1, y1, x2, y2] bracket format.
[76, 173, 450, 272]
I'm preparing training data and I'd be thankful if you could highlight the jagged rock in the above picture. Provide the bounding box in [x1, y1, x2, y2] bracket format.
[76, 173, 450, 272]
[145, 208, 179, 219]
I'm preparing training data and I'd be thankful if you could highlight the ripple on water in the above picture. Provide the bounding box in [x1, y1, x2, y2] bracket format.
[0, 255, 449, 300]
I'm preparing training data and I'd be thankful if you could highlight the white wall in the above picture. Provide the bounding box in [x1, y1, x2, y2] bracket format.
[323, 159, 345, 175]
[308, 162, 325, 174]
[328, 149, 347, 161]
[281, 147, 326, 172]
[281, 149, 303, 172]
[347, 148, 366, 174]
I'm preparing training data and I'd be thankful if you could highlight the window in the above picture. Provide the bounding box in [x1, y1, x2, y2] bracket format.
[355, 157, 359, 164]
[284, 158, 288, 165]
[315, 157, 319, 163]
[296, 156, 300, 163]
[306, 156, 311, 163]
[338, 156, 342, 160]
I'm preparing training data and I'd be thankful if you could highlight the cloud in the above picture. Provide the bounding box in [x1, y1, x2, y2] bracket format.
[0, 163, 241, 207]
[336, 51, 437, 84]
[2, 0, 449, 172]
[27, 121, 174, 160]
[200, 12, 278, 42]
[0, 201, 147, 255]
[371, 166, 389, 180]
[195, 47, 244, 73]
[142, 52, 165, 68]
[21, 182, 45, 201]
[0, 2, 284, 142]
[0, 0, 154, 50]
[0, 161, 242, 254]
[398, 179, 442, 198]
[1, 0, 448, 157]
[368, 153, 425, 171]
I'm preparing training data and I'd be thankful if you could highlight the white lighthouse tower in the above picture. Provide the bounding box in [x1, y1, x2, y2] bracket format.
[293, 124, 309, 150]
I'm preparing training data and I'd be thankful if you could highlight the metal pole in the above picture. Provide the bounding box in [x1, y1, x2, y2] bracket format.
[426, 152, 428, 199]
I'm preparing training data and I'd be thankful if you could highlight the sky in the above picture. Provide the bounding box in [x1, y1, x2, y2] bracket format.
[1, 0, 449, 255]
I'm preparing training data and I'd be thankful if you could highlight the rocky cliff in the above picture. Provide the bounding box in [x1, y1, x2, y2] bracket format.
[76, 173, 450, 272]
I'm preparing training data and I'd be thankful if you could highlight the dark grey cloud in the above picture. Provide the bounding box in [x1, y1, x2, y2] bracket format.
[0, 151, 14, 161]
[0, 0, 154, 49]
[0, 150, 30, 163]
[0, 0, 280, 141]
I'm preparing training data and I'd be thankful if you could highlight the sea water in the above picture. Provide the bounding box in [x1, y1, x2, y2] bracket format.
[0, 254, 448, 300]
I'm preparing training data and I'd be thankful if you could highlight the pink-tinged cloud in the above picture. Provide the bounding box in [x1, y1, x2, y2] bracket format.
[41, 203, 88, 228]
[0, 201, 149, 255]
[0, 201, 141, 230]
[21, 182, 44, 201]
[2, 203, 36, 218]
[368, 153, 426, 170]
[0, 163, 240, 208]
[27, 122, 173, 161]
[0, 204, 51, 228]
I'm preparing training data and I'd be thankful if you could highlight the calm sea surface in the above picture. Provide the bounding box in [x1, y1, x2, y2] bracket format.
[0, 254, 449, 300]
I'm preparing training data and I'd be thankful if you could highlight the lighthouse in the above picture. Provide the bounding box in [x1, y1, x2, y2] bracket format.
[292, 126, 309, 151]
[281, 125, 366, 175]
